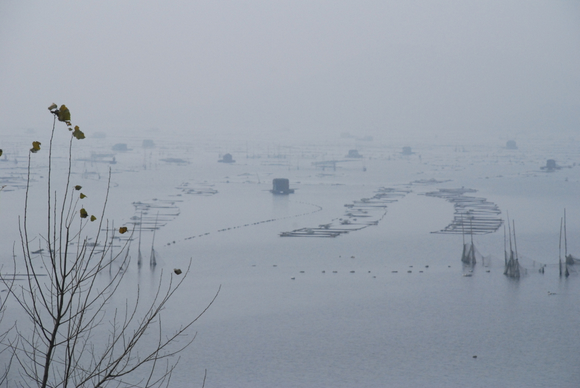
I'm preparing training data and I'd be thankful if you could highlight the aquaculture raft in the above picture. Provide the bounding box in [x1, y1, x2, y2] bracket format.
[280, 187, 410, 238]
[425, 188, 503, 235]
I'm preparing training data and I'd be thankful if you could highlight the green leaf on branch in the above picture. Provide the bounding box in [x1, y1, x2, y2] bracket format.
[90, 215, 97, 222]
[75, 185, 82, 190]
[119, 227, 128, 234]
[80, 193, 87, 199]
[58, 105, 71, 123]
[72, 126, 85, 140]
[30, 141, 41, 153]
[0, 149, 3, 157]
[80, 208, 88, 219]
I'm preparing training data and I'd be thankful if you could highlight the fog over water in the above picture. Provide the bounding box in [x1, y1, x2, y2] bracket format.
[1, 1, 580, 387]
[1, 0, 580, 139]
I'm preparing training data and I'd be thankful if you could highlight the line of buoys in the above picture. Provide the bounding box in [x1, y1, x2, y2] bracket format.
[175, 201, 323, 244]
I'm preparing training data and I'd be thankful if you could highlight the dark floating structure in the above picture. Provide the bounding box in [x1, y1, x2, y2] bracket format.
[541, 159, 560, 171]
[112, 143, 129, 152]
[345, 149, 362, 158]
[402, 146, 414, 155]
[410, 178, 452, 185]
[311, 159, 355, 171]
[271, 178, 295, 195]
[426, 188, 503, 235]
[142, 139, 156, 148]
[160, 158, 188, 164]
[506, 140, 518, 150]
[218, 153, 235, 163]
[178, 182, 218, 196]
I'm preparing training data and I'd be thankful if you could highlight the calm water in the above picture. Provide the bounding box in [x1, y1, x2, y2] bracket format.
[1, 132, 579, 387]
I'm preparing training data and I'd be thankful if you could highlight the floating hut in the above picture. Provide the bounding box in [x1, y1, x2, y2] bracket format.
[218, 153, 235, 163]
[506, 140, 518, 150]
[112, 143, 129, 152]
[271, 178, 295, 194]
[402, 146, 414, 155]
[541, 159, 560, 171]
[142, 139, 156, 148]
[346, 149, 363, 158]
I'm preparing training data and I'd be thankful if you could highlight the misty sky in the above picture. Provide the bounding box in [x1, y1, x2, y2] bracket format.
[1, 0, 579, 141]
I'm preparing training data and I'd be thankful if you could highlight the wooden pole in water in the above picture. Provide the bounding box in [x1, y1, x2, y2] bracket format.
[559, 217, 563, 277]
[137, 211, 143, 268]
[507, 213, 513, 254]
[513, 220, 520, 277]
[150, 212, 158, 267]
[564, 209, 568, 257]
[461, 212, 465, 246]
[503, 223, 507, 266]
[564, 209, 569, 277]
[470, 217, 475, 264]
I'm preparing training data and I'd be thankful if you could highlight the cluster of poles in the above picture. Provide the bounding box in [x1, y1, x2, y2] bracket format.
[559, 209, 579, 277]
[503, 210, 578, 278]
[503, 218, 523, 278]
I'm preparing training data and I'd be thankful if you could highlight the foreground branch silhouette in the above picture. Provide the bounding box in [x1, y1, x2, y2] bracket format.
[2, 105, 218, 387]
